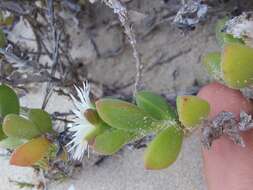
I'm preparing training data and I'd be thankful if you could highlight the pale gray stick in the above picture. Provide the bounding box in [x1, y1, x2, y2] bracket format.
[101, 0, 143, 98]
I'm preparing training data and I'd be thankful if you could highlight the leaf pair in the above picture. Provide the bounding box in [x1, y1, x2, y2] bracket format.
[0, 84, 54, 167]
[2, 110, 54, 167]
[145, 95, 211, 170]
[144, 95, 212, 169]
[137, 92, 184, 170]
[94, 91, 185, 170]
[93, 98, 155, 155]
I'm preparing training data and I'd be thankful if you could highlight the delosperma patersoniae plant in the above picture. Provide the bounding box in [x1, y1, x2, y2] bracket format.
[1, 1, 253, 181]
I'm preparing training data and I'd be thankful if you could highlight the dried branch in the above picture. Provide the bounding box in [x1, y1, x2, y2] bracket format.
[0, 48, 37, 70]
[101, 0, 143, 98]
[201, 111, 253, 149]
[42, 0, 61, 110]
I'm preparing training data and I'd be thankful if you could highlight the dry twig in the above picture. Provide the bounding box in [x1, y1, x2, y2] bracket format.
[201, 111, 253, 149]
[42, 0, 61, 110]
[101, 0, 143, 98]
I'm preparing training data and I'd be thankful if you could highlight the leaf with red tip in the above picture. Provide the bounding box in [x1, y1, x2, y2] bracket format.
[177, 96, 210, 128]
[10, 137, 51, 167]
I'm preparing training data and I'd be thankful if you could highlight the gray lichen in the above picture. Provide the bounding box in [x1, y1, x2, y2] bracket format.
[201, 111, 253, 149]
[173, 0, 208, 29]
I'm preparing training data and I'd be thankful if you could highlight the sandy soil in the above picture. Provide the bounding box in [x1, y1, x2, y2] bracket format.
[1, 0, 253, 189]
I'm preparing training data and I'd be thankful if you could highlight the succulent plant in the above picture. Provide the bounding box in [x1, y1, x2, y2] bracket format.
[92, 92, 185, 169]
[0, 84, 59, 167]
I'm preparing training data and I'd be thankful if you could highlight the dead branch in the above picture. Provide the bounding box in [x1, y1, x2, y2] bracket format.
[101, 0, 143, 98]
[201, 111, 253, 149]
[42, 0, 61, 110]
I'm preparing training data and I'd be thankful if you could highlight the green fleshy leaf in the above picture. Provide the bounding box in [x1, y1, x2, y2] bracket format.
[203, 52, 222, 80]
[0, 84, 19, 118]
[136, 91, 176, 120]
[176, 96, 210, 128]
[96, 98, 156, 132]
[144, 125, 183, 170]
[0, 137, 27, 149]
[222, 44, 253, 89]
[93, 129, 135, 155]
[3, 114, 42, 139]
[28, 109, 53, 134]
[215, 17, 244, 47]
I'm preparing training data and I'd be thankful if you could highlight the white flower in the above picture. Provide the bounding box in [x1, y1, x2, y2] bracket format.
[67, 81, 95, 161]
